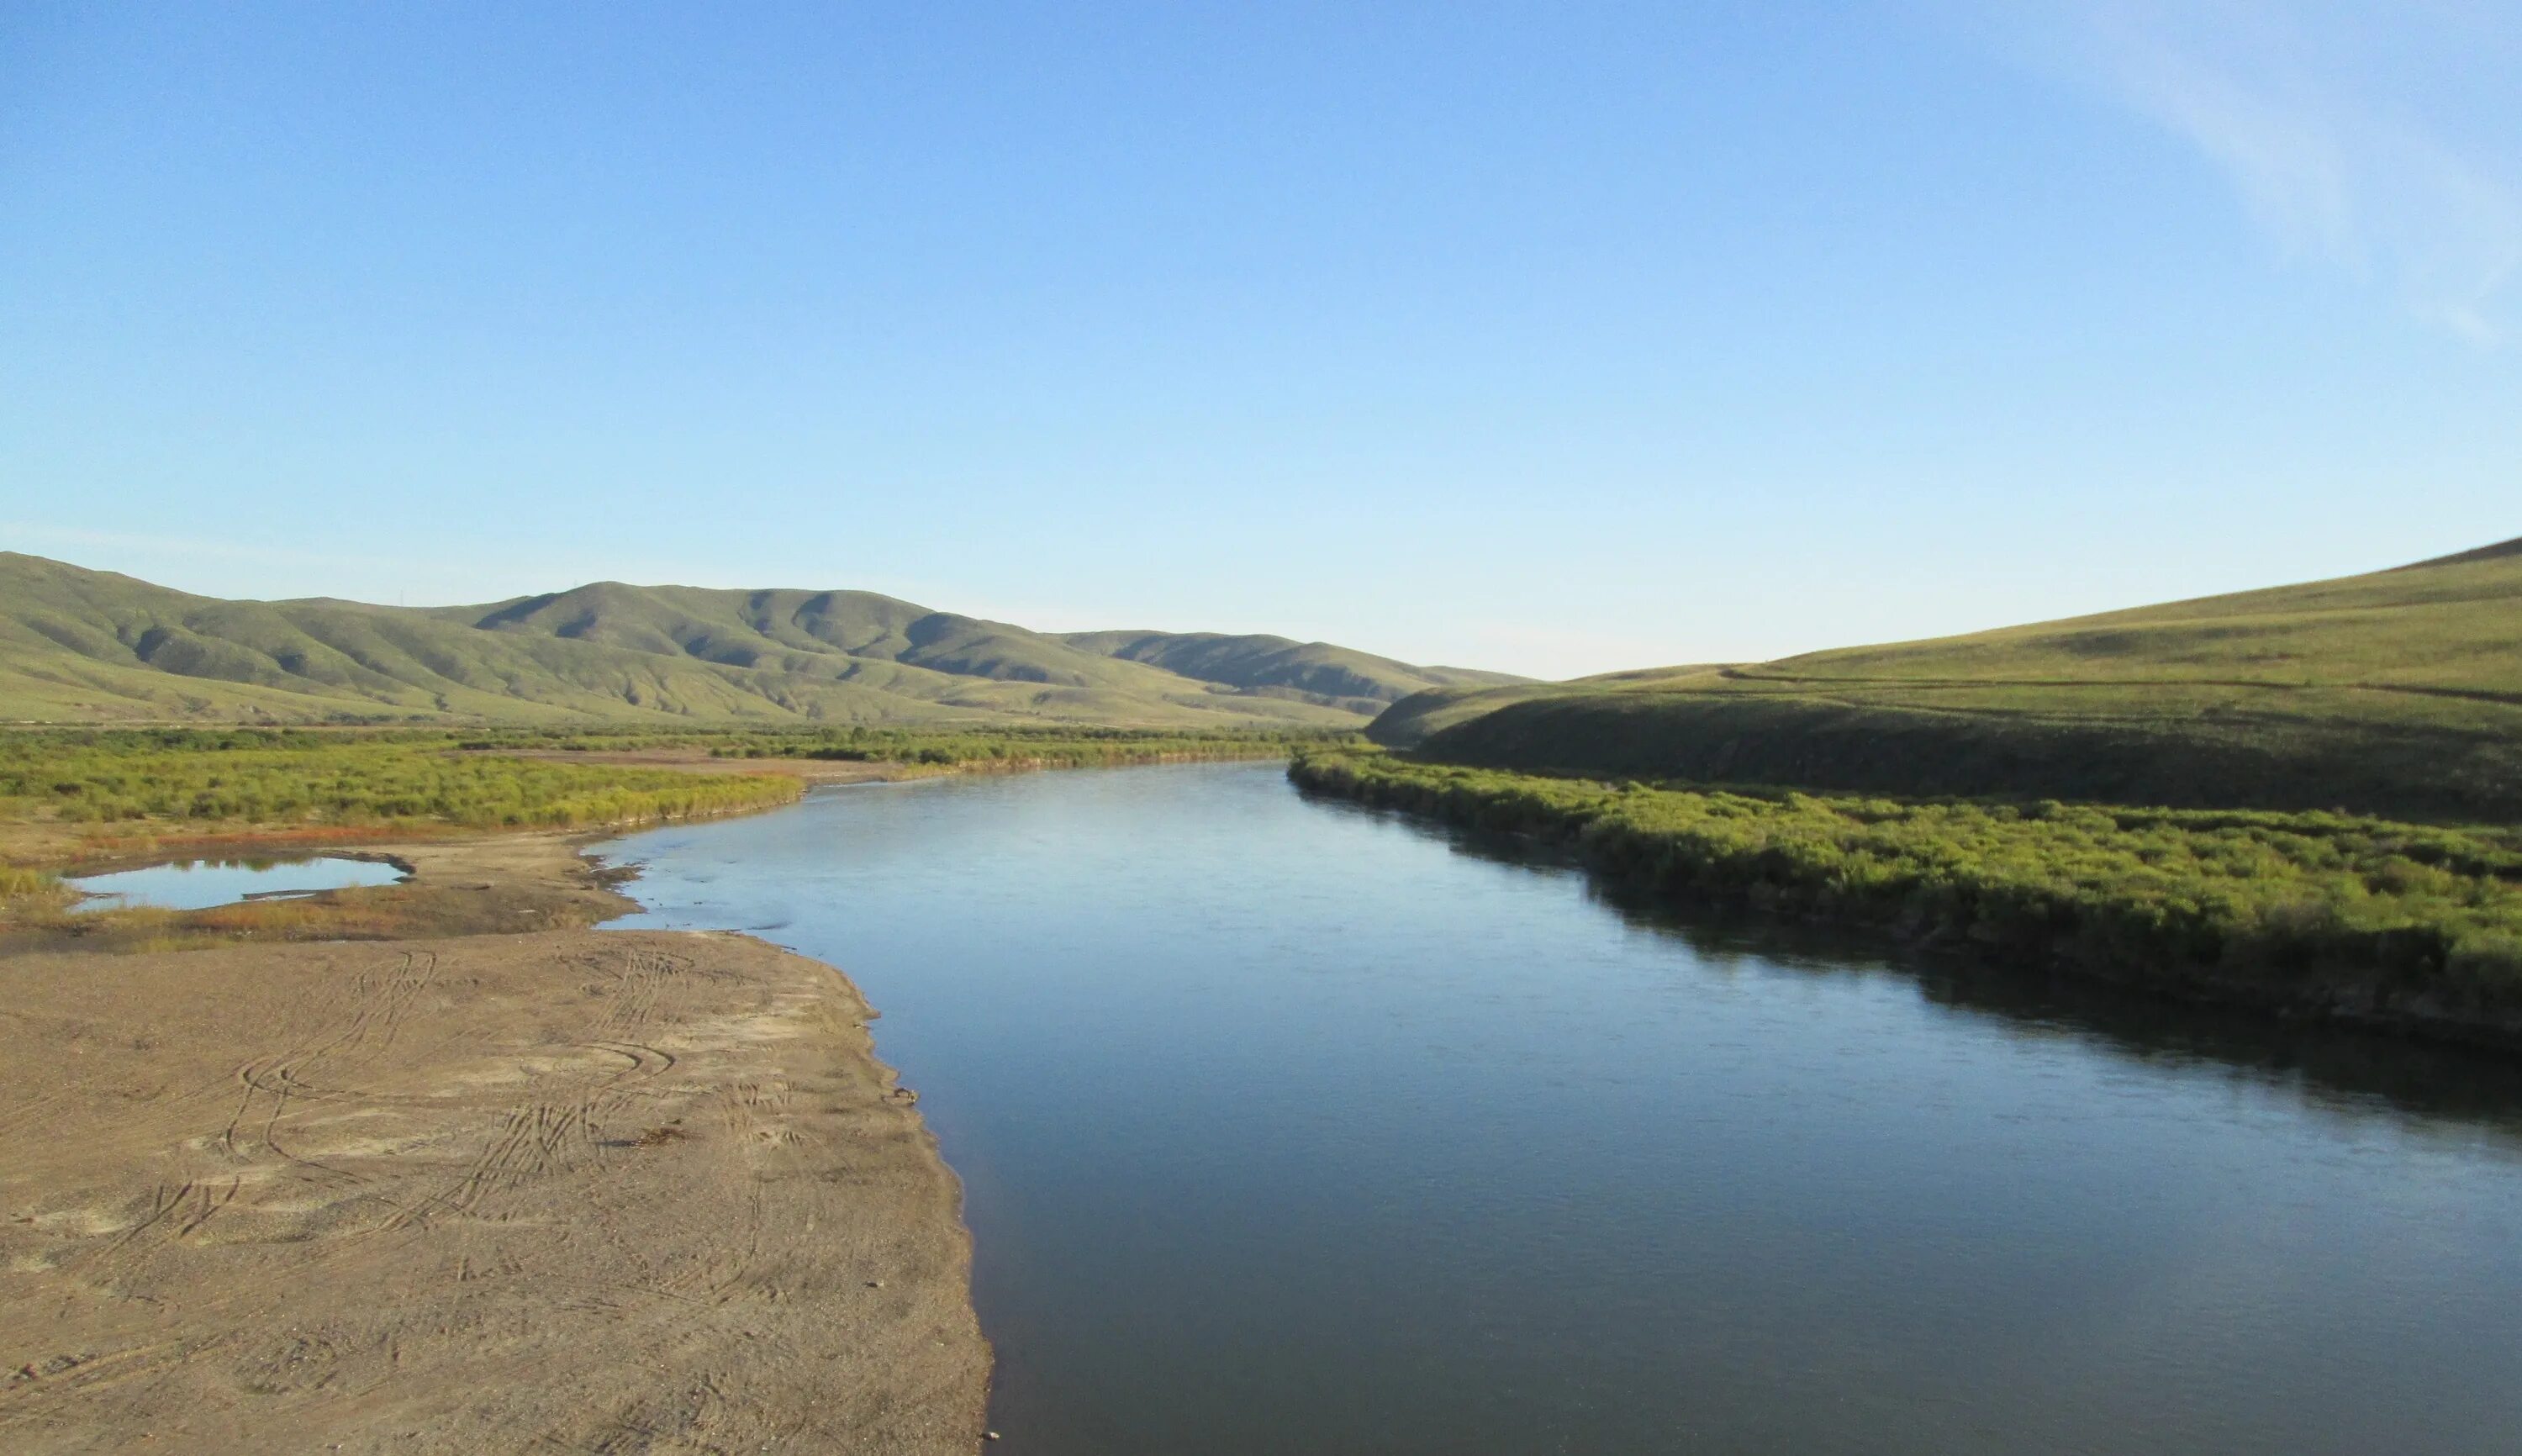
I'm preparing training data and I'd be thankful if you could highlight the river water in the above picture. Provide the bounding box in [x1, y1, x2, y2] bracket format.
[601, 762, 2522, 1454]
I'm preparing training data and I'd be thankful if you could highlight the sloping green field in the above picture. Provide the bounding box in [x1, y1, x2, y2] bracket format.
[1388, 539, 2522, 822]
[0, 554, 1517, 728]
[1057, 629, 1520, 715]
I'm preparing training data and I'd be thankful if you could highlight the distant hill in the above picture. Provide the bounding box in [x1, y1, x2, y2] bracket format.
[1381, 538, 2522, 822]
[1370, 666, 1725, 748]
[0, 554, 1520, 728]
[1058, 630, 1523, 715]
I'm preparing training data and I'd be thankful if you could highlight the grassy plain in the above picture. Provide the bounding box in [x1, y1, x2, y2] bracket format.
[1292, 748, 2522, 1046]
[1384, 539, 2522, 822]
[3, 729, 805, 828]
[0, 727, 804, 942]
[688, 722, 1343, 766]
[0, 724, 1331, 936]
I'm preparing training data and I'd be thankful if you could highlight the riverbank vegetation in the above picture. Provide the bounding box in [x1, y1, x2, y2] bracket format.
[1291, 749, 2522, 1045]
[2, 728, 806, 830]
[1378, 537, 2522, 824]
[0, 724, 1332, 924]
[0, 727, 804, 921]
[689, 724, 1340, 767]
[434, 722, 1338, 764]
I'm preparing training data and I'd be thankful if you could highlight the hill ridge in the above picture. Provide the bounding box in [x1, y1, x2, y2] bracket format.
[2393, 535, 2522, 572]
[0, 554, 1522, 727]
[1378, 537, 2522, 822]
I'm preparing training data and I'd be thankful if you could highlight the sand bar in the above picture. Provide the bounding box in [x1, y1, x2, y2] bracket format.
[0, 837, 988, 1453]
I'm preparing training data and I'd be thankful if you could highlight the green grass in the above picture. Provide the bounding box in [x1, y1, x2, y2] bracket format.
[0, 728, 805, 830]
[1387, 539, 2522, 822]
[689, 723, 1350, 767]
[1292, 748, 2522, 1042]
[2, 724, 1336, 832]
[0, 723, 1328, 924]
[0, 552, 1514, 729]
[0, 726, 815, 924]
[0, 863, 71, 914]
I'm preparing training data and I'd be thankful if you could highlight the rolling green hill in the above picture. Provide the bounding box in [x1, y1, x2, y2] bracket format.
[1370, 667, 1723, 747]
[1058, 630, 1524, 715]
[0, 554, 1513, 728]
[1385, 539, 2522, 822]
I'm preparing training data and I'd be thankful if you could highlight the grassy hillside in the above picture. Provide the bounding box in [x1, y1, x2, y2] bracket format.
[1372, 667, 1718, 746]
[1060, 630, 1522, 714]
[0, 554, 1488, 729]
[1391, 539, 2522, 822]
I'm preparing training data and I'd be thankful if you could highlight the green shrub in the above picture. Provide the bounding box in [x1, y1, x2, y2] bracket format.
[1291, 749, 2522, 1030]
[0, 730, 801, 831]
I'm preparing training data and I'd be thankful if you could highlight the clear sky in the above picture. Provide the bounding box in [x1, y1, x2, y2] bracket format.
[3, 2, 2516, 678]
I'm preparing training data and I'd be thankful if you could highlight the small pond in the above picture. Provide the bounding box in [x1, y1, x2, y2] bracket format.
[66, 855, 408, 913]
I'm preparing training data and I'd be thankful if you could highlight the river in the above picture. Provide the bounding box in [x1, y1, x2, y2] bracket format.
[600, 762, 2522, 1454]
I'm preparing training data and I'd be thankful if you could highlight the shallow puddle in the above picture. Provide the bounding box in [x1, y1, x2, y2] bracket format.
[66, 855, 407, 913]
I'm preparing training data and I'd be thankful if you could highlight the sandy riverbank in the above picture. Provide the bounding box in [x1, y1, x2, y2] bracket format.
[0, 832, 989, 1453]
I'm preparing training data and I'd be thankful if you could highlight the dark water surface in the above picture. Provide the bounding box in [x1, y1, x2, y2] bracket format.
[602, 763, 2522, 1454]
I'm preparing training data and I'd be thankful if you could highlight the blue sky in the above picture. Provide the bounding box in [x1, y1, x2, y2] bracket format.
[3, 2, 2515, 678]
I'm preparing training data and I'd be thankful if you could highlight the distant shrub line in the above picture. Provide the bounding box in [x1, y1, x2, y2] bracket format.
[0, 731, 802, 831]
[0, 725, 1328, 841]
[1290, 750, 2522, 1047]
[700, 725, 1334, 768]
[0, 725, 1331, 915]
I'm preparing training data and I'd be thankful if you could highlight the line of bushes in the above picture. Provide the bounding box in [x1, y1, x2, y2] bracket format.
[434, 722, 1346, 766]
[706, 725, 1342, 767]
[0, 731, 803, 829]
[1290, 749, 2522, 1047]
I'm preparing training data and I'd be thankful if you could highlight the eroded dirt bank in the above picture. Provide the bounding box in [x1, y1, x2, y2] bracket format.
[0, 836, 989, 1453]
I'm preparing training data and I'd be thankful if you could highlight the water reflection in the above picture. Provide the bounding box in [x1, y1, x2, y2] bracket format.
[1338, 794, 2522, 1140]
[608, 764, 2522, 1455]
[65, 854, 408, 913]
